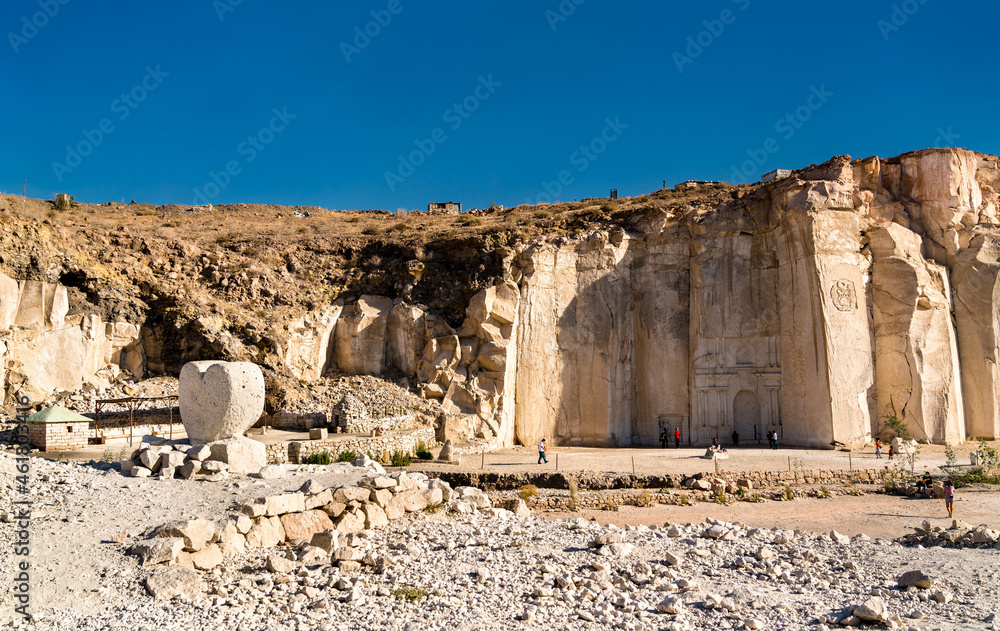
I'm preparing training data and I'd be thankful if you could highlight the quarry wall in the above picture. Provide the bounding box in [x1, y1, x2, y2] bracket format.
[6, 148, 1000, 450]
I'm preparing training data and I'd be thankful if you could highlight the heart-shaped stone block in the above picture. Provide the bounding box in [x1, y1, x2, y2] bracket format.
[179, 361, 264, 444]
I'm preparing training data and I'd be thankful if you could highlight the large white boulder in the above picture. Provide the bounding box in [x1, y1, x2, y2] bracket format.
[179, 361, 265, 443]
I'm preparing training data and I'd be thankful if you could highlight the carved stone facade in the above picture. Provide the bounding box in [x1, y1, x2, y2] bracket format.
[692, 337, 781, 444]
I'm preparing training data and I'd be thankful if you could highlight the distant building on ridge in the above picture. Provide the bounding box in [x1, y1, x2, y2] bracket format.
[427, 202, 462, 214]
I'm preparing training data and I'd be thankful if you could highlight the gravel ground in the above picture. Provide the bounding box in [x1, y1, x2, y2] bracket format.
[1, 452, 999, 630]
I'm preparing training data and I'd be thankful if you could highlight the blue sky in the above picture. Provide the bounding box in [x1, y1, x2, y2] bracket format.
[3, 1, 997, 211]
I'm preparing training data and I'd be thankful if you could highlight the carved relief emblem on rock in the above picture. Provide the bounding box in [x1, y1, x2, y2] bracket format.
[831, 280, 857, 311]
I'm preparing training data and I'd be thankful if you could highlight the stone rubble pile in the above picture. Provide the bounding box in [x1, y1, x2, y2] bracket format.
[897, 519, 1000, 549]
[119, 435, 266, 480]
[129, 458, 498, 576]
[277, 374, 439, 427]
[114, 515, 987, 631]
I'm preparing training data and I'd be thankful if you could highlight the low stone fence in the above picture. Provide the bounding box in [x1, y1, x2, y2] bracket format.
[342, 414, 420, 435]
[93, 423, 188, 445]
[267, 428, 436, 464]
[718, 468, 884, 486]
[258, 410, 326, 431]
[426, 468, 886, 492]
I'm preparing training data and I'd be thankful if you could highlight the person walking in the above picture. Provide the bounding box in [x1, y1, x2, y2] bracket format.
[771, 431, 778, 450]
[888, 443, 895, 461]
[659, 428, 667, 449]
[875, 439, 882, 459]
[731, 430, 739, 447]
[537, 439, 548, 464]
[674, 427, 681, 449]
[944, 480, 955, 518]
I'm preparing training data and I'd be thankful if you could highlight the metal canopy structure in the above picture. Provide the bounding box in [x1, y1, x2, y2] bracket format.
[94, 395, 180, 445]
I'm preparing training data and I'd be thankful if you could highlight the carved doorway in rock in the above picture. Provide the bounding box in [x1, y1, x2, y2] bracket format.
[732, 390, 760, 443]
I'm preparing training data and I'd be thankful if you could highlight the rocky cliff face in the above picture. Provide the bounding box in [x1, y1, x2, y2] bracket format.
[0, 273, 142, 401]
[493, 148, 999, 448]
[3, 148, 998, 449]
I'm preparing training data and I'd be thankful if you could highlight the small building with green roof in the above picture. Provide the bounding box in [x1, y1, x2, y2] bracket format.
[26, 405, 91, 451]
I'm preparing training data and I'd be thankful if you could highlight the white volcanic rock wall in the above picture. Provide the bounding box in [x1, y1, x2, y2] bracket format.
[0, 273, 143, 402]
[287, 148, 1000, 448]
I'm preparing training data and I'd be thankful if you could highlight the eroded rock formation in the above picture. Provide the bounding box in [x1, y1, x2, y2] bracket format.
[299, 148, 1000, 449]
[6, 148, 999, 450]
[0, 272, 143, 400]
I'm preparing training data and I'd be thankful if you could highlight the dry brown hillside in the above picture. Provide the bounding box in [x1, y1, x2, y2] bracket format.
[0, 181, 734, 405]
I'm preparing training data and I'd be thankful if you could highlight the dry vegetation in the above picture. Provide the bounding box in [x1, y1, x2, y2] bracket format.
[0, 182, 734, 387]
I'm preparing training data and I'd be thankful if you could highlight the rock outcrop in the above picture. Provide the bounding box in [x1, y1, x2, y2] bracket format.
[0, 273, 143, 401]
[10, 148, 1000, 450]
[263, 148, 1000, 448]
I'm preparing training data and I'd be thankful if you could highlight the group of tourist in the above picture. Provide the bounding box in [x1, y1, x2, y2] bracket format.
[658, 428, 682, 449]
[654, 427, 780, 450]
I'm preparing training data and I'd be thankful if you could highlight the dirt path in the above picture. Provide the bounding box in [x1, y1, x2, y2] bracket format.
[547, 485, 1000, 540]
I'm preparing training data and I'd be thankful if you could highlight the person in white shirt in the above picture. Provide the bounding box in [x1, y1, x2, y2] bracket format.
[537, 439, 548, 464]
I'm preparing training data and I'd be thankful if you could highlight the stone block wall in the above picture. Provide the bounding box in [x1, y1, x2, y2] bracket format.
[262, 410, 326, 431]
[28, 421, 90, 451]
[286, 428, 435, 464]
[91, 422, 187, 444]
[341, 414, 420, 435]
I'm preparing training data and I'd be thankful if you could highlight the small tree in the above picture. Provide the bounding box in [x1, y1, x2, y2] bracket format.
[882, 413, 910, 440]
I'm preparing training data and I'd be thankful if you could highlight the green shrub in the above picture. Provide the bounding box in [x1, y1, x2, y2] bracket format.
[415, 442, 433, 460]
[713, 488, 726, 504]
[390, 449, 413, 467]
[882, 413, 910, 440]
[304, 451, 331, 465]
[783, 484, 794, 501]
[391, 585, 430, 600]
[944, 443, 957, 469]
[337, 449, 356, 463]
[362, 226, 383, 236]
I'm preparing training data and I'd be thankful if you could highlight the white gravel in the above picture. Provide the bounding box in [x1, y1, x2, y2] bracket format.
[1, 453, 999, 631]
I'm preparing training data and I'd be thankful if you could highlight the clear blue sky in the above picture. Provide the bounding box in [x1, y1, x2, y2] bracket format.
[3, 1, 997, 211]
